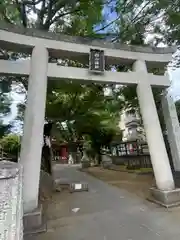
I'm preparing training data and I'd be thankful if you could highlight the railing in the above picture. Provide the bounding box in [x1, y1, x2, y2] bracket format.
[0, 161, 23, 240]
[109, 141, 152, 169]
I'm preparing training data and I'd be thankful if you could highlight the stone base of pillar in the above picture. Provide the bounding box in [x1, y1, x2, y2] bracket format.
[23, 205, 46, 236]
[81, 153, 91, 169]
[149, 187, 180, 208]
[81, 161, 91, 168]
[101, 154, 112, 169]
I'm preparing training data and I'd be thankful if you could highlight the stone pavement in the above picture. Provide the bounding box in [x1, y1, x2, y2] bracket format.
[27, 164, 180, 240]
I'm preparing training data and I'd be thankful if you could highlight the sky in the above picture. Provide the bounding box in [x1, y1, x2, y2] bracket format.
[169, 69, 180, 100]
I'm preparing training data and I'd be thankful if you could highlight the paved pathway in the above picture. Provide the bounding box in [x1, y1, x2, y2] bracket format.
[30, 164, 180, 240]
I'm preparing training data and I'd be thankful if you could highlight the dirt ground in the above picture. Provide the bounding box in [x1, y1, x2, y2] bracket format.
[81, 166, 156, 200]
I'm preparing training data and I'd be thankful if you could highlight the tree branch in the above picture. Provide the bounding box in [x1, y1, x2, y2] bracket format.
[14, 0, 28, 27]
[112, 0, 154, 42]
[23, 0, 42, 5]
[50, 0, 68, 20]
[43, 0, 54, 29]
[37, 0, 46, 29]
[22, 2, 28, 27]
[50, 8, 81, 25]
[94, 16, 121, 33]
[1, 14, 13, 24]
[90, 0, 136, 34]
[0, 49, 9, 60]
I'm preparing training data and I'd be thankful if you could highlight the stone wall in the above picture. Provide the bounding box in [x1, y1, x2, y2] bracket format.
[0, 161, 23, 240]
[111, 155, 152, 169]
[111, 156, 125, 165]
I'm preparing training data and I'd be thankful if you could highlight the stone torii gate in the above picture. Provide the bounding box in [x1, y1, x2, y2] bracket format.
[0, 23, 180, 225]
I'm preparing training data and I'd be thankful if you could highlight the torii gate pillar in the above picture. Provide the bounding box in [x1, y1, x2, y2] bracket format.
[133, 60, 175, 192]
[161, 91, 180, 171]
[19, 45, 48, 214]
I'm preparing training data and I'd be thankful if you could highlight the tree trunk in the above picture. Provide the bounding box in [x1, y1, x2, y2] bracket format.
[41, 122, 53, 174]
[97, 148, 102, 165]
[41, 145, 52, 174]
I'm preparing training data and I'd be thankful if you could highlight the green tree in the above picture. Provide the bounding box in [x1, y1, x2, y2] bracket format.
[0, 78, 12, 137]
[175, 99, 180, 122]
[0, 134, 20, 159]
[0, 121, 11, 138]
[46, 81, 122, 143]
[0, 0, 104, 33]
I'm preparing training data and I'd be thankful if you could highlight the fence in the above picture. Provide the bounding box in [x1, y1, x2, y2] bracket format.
[109, 141, 152, 169]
